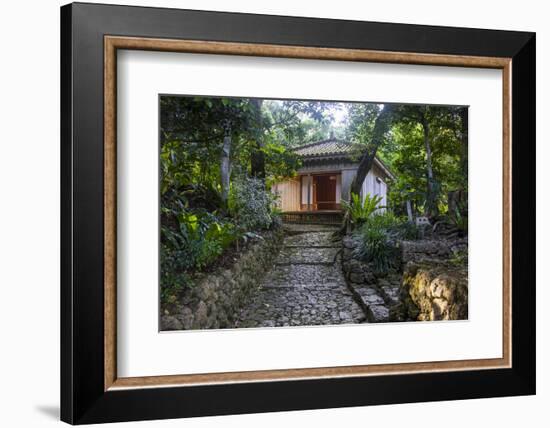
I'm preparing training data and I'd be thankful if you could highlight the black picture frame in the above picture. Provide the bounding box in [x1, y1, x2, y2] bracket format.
[61, 2, 535, 424]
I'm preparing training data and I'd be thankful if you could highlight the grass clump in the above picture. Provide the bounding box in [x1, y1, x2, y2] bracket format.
[354, 212, 418, 274]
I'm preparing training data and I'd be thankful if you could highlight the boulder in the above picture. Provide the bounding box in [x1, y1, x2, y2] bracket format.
[401, 261, 468, 321]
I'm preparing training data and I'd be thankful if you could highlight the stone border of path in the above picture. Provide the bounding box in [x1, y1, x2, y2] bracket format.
[341, 236, 401, 323]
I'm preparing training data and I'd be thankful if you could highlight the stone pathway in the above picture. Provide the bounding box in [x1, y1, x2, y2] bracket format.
[235, 225, 367, 328]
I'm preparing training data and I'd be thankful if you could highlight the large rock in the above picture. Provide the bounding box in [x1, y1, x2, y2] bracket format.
[401, 262, 468, 321]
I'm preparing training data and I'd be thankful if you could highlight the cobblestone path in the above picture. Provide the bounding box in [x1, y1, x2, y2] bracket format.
[236, 225, 367, 328]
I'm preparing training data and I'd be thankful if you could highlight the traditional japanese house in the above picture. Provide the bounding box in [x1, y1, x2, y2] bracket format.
[272, 138, 394, 222]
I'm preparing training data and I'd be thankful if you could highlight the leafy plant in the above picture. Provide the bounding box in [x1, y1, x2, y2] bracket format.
[341, 193, 383, 226]
[160, 207, 240, 303]
[354, 226, 399, 274]
[353, 212, 418, 274]
[365, 212, 419, 241]
[449, 204, 468, 235]
[228, 176, 274, 231]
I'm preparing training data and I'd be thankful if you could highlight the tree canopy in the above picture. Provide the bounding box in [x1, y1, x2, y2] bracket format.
[160, 95, 467, 218]
[346, 103, 467, 218]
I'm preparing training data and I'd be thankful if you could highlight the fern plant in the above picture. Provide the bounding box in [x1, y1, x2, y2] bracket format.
[341, 192, 383, 226]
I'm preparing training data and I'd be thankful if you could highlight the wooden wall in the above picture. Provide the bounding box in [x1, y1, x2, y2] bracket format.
[361, 164, 388, 211]
[272, 179, 300, 212]
[273, 163, 389, 212]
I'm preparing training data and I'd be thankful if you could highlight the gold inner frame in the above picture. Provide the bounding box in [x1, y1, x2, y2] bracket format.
[104, 35, 512, 391]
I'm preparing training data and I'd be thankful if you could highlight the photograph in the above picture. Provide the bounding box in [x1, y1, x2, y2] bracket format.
[53, 2, 536, 424]
[159, 95, 469, 330]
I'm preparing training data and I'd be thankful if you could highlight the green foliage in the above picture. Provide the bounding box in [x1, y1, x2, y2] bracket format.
[346, 103, 386, 159]
[341, 193, 383, 225]
[354, 212, 418, 274]
[228, 176, 274, 231]
[262, 141, 301, 183]
[369, 105, 467, 218]
[355, 226, 398, 274]
[263, 100, 344, 147]
[161, 210, 240, 300]
[449, 249, 468, 266]
[159, 95, 333, 304]
[449, 206, 468, 233]
[364, 211, 419, 241]
[160, 196, 241, 302]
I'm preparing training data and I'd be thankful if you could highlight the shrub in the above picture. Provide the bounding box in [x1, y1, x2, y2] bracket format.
[355, 226, 399, 274]
[354, 212, 418, 274]
[341, 193, 383, 226]
[365, 212, 419, 241]
[270, 205, 283, 229]
[160, 208, 240, 302]
[228, 177, 274, 231]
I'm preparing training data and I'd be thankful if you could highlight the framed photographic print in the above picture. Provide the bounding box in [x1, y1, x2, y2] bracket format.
[60, 2, 535, 424]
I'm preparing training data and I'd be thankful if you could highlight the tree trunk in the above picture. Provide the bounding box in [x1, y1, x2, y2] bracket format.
[350, 104, 395, 196]
[220, 121, 232, 203]
[250, 99, 266, 179]
[420, 111, 438, 218]
[406, 200, 414, 222]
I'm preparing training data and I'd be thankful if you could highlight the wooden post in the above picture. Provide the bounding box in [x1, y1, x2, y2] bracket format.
[307, 174, 311, 211]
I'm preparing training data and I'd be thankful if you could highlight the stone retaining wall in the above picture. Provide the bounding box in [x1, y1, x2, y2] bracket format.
[401, 238, 467, 264]
[341, 235, 468, 322]
[161, 227, 284, 330]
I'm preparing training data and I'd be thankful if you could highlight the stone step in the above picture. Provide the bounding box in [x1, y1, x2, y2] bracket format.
[379, 285, 401, 305]
[348, 285, 390, 323]
[262, 283, 344, 290]
[275, 247, 339, 265]
[283, 232, 340, 248]
[284, 244, 341, 249]
[263, 264, 345, 286]
[282, 224, 340, 235]
[274, 261, 335, 266]
[376, 275, 402, 305]
[366, 304, 390, 323]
